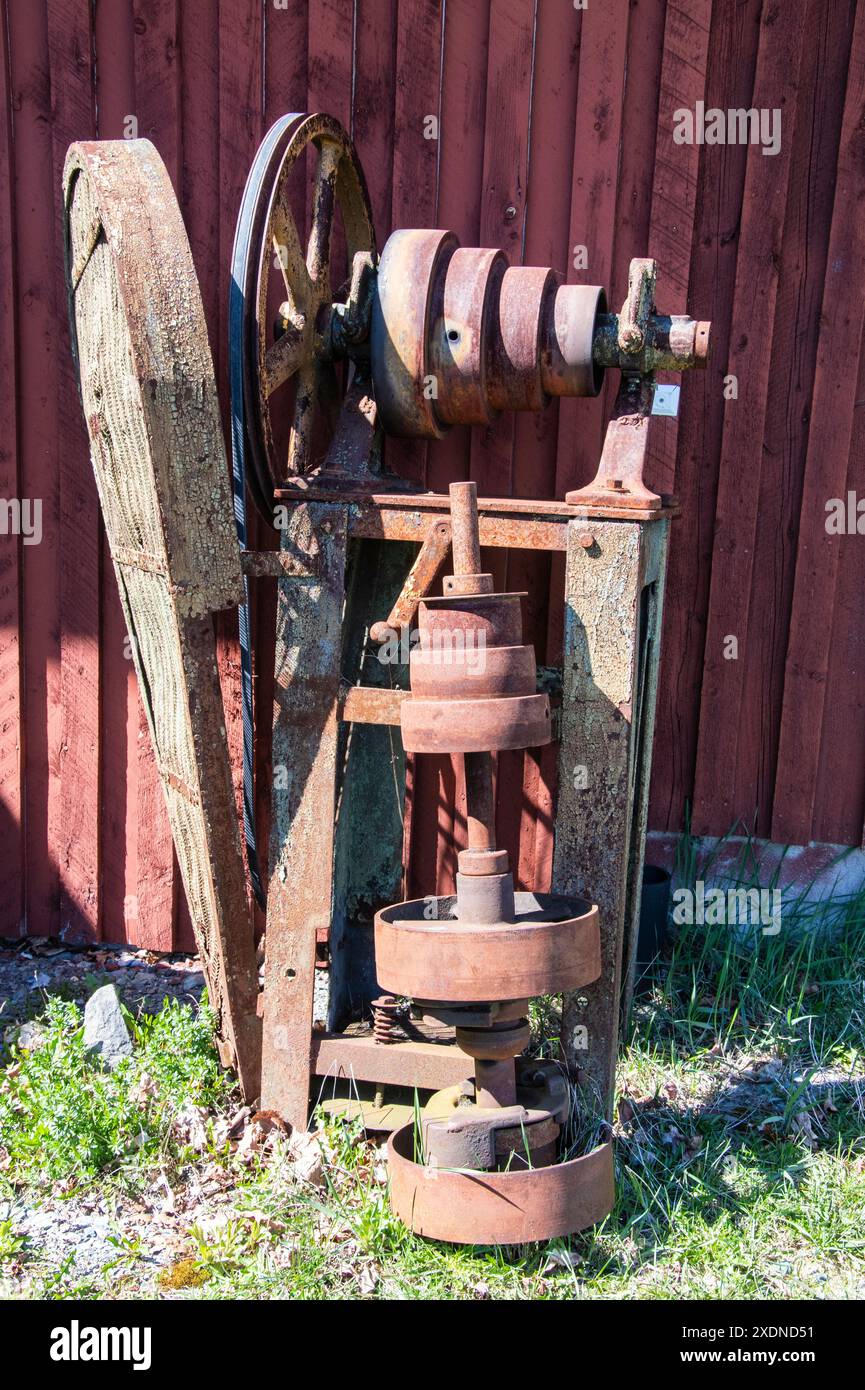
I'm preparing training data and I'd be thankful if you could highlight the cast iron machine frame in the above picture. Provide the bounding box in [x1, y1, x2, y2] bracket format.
[64, 112, 709, 1244]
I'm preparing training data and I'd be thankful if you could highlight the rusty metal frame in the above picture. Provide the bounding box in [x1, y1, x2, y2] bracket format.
[258, 477, 671, 1131]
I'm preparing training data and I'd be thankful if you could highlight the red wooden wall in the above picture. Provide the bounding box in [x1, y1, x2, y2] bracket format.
[1, 0, 863, 945]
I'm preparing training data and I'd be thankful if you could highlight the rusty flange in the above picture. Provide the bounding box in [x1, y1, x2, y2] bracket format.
[374, 891, 600, 1001]
[371, 227, 456, 438]
[387, 1125, 615, 1244]
[430, 246, 507, 426]
[488, 265, 559, 412]
[409, 641, 536, 699]
[400, 691, 551, 753]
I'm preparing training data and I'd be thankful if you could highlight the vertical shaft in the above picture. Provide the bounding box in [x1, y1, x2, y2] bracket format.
[464, 750, 496, 851]
[449, 480, 482, 579]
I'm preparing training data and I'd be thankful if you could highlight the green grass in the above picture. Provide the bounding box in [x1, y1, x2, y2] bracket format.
[2, 838, 864, 1299]
[0, 995, 234, 1185]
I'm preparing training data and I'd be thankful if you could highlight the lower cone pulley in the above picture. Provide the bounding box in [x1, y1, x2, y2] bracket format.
[373, 481, 614, 1244]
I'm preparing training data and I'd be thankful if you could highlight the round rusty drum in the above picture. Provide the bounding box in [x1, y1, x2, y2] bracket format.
[371, 228, 457, 438]
[400, 691, 551, 753]
[430, 246, 507, 426]
[541, 283, 606, 398]
[409, 642, 536, 700]
[387, 1126, 614, 1244]
[487, 265, 559, 412]
[374, 891, 600, 1001]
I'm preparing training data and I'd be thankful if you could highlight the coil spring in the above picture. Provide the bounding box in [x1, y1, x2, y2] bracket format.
[372, 995, 404, 1044]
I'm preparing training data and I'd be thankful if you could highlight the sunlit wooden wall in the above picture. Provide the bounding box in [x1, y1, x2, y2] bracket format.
[1, 0, 862, 944]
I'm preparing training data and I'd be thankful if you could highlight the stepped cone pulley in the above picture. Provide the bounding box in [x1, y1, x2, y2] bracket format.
[376, 482, 613, 1245]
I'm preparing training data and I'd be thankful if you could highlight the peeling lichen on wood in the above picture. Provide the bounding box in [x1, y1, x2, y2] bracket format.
[262, 503, 348, 1130]
[63, 139, 261, 1098]
[552, 518, 670, 1118]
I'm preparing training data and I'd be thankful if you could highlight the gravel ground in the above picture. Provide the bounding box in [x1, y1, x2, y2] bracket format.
[0, 937, 205, 1052]
[0, 1163, 246, 1296]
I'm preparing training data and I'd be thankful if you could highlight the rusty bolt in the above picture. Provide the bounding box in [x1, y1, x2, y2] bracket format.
[577, 531, 594, 549]
[604, 477, 623, 491]
[619, 325, 644, 353]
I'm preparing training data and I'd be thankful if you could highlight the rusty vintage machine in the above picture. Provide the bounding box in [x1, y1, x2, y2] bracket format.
[63, 113, 709, 1245]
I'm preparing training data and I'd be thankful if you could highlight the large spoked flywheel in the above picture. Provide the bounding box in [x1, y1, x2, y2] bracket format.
[231, 112, 376, 522]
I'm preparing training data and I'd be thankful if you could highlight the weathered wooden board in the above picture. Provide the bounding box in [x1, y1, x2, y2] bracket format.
[8, 0, 62, 937]
[554, 3, 629, 501]
[262, 503, 347, 1129]
[692, 1, 812, 837]
[90, 0, 140, 946]
[64, 139, 261, 1096]
[773, 0, 865, 845]
[644, 0, 711, 501]
[131, 0, 182, 951]
[552, 518, 670, 1118]
[47, 0, 100, 944]
[505, 0, 580, 898]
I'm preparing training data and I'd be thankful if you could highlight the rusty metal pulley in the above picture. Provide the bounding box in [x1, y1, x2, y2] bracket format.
[375, 891, 601, 1002]
[398, 481, 551, 753]
[231, 111, 376, 517]
[370, 233, 611, 437]
[232, 115, 712, 529]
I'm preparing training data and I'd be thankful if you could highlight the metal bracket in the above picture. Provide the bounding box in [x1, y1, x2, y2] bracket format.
[565, 374, 661, 512]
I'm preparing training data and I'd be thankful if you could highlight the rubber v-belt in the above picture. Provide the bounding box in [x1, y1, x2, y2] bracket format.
[228, 113, 307, 909]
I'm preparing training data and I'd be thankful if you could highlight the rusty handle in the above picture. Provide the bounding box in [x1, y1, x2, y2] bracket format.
[369, 519, 452, 642]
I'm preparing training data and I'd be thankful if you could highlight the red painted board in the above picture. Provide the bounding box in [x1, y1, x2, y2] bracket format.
[693, 3, 816, 836]
[773, 3, 865, 844]
[732, 0, 854, 836]
[8, 0, 62, 937]
[649, 0, 762, 835]
[0, 1, 23, 936]
[553, 2, 628, 500]
[133, 0, 181, 949]
[93, 0, 138, 945]
[48, 0, 101, 942]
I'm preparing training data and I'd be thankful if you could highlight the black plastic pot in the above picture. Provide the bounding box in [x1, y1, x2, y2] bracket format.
[637, 863, 671, 968]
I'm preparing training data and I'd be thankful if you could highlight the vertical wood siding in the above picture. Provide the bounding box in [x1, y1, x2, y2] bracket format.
[1, 0, 863, 942]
